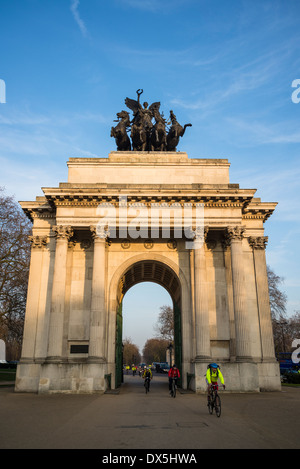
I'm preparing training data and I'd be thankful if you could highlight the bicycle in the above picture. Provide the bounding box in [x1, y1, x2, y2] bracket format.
[170, 378, 177, 398]
[144, 377, 150, 394]
[207, 383, 221, 417]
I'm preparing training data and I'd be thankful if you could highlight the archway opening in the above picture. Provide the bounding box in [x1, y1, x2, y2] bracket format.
[122, 282, 172, 359]
[115, 260, 182, 388]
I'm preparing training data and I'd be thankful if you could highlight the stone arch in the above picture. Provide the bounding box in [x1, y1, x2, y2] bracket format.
[107, 253, 190, 388]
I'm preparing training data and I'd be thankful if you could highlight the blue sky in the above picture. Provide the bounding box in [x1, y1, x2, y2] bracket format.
[1, 0, 300, 352]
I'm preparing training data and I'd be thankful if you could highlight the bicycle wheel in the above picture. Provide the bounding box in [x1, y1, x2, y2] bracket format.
[208, 398, 214, 414]
[214, 394, 221, 417]
[144, 380, 149, 393]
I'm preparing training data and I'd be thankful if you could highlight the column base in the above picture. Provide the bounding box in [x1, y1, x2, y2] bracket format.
[194, 356, 212, 363]
[45, 356, 64, 364]
[36, 362, 108, 394]
[192, 360, 279, 393]
[236, 356, 256, 363]
[258, 360, 281, 391]
[87, 356, 107, 364]
[19, 357, 35, 365]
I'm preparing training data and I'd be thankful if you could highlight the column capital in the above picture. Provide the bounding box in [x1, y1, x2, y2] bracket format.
[248, 236, 268, 250]
[28, 235, 48, 249]
[194, 225, 209, 239]
[224, 225, 245, 245]
[52, 225, 74, 241]
[191, 226, 209, 250]
[90, 224, 110, 241]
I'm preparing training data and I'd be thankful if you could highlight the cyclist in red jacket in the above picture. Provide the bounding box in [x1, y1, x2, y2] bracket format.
[168, 364, 180, 394]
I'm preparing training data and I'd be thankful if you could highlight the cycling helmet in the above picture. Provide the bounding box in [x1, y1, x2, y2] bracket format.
[209, 363, 219, 369]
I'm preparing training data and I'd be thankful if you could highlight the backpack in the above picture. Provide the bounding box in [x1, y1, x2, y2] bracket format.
[207, 363, 219, 378]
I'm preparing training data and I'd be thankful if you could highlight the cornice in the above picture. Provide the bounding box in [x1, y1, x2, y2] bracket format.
[41, 185, 256, 209]
[20, 186, 277, 225]
[242, 201, 277, 222]
[19, 199, 54, 222]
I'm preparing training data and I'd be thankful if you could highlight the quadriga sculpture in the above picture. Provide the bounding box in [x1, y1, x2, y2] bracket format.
[110, 90, 192, 152]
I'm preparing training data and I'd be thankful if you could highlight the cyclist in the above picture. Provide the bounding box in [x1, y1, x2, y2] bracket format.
[206, 363, 225, 404]
[142, 366, 152, 390]
[168, 364, 180, 394]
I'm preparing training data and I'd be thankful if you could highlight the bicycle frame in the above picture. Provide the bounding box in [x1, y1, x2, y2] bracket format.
[208, 383, 221, 417]
[210, 383, 219, 392]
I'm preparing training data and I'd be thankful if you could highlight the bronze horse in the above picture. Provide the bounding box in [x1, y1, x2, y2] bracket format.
[150, 107, 167, 151]
[110, 110, 131, 151]
[166, 110, 192, 151]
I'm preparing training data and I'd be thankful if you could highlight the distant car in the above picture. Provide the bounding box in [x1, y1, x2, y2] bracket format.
[157, 363, 170, 373]
[281, 367, 300, 383]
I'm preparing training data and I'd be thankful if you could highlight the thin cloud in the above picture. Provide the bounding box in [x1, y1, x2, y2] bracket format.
[70, 0, 88, 37]
[171, 51, 282, 113]
[226, 117, 300, 145]
[116, 0, 193, 13]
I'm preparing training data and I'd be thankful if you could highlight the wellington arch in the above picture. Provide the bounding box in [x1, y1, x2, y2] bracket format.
[14, 83, 281, 394]
[15, 149, 281, 394]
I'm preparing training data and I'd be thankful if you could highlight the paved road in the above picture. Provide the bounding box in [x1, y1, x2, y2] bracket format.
[0, 374, 299, 450]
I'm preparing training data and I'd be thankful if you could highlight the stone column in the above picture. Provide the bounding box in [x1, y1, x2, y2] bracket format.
[20, 235, 48, 363]
[88, 225, 109, 362]
[225, 226, 252, 362]
[222, 236, 236, 359]
[248, 236, 276, 361]
[194, 227, 211, 361]
[47, 225, 73, 362]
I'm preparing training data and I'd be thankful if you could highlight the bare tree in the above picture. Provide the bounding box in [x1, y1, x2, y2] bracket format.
[0, 188, 32, 360]
[154, 305, 174, 341]
[289, 311, 300, 342]
[266, 265, 300, 354]
[267, 265, 287, 321]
